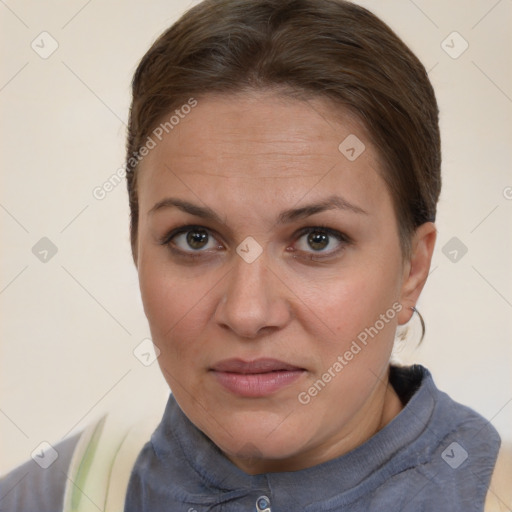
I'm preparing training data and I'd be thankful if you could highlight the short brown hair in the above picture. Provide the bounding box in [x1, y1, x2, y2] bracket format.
[126, 0, 441, 259]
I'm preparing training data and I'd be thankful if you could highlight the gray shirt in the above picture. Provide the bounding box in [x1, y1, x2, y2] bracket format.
[0, 365, 501, 511]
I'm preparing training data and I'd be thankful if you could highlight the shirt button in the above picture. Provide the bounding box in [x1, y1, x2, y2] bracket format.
[256, 495, 271, 512]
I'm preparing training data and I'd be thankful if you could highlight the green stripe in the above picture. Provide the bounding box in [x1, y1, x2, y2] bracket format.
[71, 416, 107, 510]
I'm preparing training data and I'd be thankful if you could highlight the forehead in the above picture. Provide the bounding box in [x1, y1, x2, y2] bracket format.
[137, 91, 390, 219]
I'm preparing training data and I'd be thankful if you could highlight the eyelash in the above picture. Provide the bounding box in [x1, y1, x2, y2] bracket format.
[159, 224, 351, 261]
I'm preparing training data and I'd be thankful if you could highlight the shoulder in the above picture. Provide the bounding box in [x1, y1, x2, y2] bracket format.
[0, 432, 82, 512]
[0, 410, 161, 512]
[390, 365, 502, 511]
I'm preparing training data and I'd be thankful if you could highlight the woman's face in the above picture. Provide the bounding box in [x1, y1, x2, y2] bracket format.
[135, 91, 434, 473]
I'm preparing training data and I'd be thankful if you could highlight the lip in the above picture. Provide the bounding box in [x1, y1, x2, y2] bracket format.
[210, 358, 306, 397]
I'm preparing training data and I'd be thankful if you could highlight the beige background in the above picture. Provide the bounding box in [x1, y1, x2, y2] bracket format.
[1, 0, 511, 478]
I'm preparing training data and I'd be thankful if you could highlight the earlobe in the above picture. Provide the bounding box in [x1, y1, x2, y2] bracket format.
[397, 222, 437, 325]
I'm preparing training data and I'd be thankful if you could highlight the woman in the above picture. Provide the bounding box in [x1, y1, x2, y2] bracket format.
[0, 0, 502, 510]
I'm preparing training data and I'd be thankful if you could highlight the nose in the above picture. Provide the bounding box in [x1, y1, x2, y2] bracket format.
[214, 249, 291, 339]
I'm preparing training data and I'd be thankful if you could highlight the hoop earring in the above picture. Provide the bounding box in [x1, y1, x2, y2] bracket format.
[411, 306, 425, 344]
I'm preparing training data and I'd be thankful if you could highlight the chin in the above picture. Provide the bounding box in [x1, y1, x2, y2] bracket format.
[206, 410, 314, 463]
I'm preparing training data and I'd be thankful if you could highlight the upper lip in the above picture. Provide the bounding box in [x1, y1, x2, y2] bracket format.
[210, 358, 304, 374]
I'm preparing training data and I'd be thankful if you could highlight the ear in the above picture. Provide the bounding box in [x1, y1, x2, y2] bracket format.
[397, 222, 437, 325]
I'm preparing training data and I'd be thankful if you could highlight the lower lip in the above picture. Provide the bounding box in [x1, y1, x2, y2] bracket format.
[211, 370, 305, 397]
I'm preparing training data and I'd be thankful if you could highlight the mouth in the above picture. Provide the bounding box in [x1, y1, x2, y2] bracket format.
[209, 358, 306, 397]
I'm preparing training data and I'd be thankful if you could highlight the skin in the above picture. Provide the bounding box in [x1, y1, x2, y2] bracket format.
[135, 90, 437, 474]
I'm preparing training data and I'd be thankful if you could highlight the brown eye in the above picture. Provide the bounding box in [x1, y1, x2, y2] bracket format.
[162, 225, 221, 256]
[307, 231, 329, 251]
[293, 226, 351, 260]
[186, 229, 209, 250]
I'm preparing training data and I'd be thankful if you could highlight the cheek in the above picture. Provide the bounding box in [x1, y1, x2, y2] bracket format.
[299, 254, 402, 370]
[297, 267, 402, 415]
[139, 263, 174, 333]
[138, 258, 203, 346]
[308, 262, 400, 332]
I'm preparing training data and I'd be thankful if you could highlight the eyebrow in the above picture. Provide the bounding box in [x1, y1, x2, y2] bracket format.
[148, 194, 368, 224]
